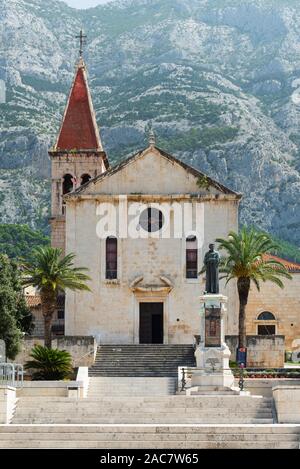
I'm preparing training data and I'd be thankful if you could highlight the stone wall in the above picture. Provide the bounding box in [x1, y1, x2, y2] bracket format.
[246, 274, 300, 350]
[0, 386, 16, 424]
[50, 217, 66, 253]
[226, 335, 285, 368]
[273, 386, 300, 423]
[50, 152, 106, 254]
[237, 379, 300, 397]
[10, 336, 97, 367]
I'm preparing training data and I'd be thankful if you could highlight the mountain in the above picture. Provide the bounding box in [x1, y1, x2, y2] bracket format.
[1, 0, 300, 246]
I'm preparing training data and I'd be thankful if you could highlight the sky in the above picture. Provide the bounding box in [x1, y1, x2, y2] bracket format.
[64, 0, 112, 8]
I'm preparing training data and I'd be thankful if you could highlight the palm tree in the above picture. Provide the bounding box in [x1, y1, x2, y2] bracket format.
[216, 227, 292, 350]
[22, 247, 91, 348]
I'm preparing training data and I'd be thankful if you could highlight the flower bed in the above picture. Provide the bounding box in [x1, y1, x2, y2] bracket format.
[232, 369, 300, 379]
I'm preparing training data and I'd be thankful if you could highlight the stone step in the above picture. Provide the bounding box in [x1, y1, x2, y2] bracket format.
[15, 405, 273, 413]
[1, 425, 298, 434]
[13, 412, 273, 424]
[0, 431, 294, 441]
[17, 398, 272, 405]
[0, 441, 298, 449]
[16, 396, 273, 405]
[12, 419, 275, 425]
[0, 425, 299, 449]
[89, 345, 196, 378]
[13, 401, 273, 409]
[87, 377, 177, 394]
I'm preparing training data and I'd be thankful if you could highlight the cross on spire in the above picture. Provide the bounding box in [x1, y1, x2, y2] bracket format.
[76, 29, 87, 58]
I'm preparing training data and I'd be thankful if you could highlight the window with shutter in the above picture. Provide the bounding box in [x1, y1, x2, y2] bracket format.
[186, 236, 198, 279]
[106, 237, 117, 279]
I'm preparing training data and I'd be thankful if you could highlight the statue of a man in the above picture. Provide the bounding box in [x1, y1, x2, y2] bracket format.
[204, 243, 220, 294]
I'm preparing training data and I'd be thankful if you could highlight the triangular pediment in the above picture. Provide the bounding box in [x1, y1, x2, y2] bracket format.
[68, 146, 239, 198]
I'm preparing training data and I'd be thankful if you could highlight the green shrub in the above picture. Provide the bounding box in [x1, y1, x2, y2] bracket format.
[229, 360, 238, 368]
[24, 345, 73, 381]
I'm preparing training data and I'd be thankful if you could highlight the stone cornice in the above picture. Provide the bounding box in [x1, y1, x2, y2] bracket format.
[65, 193, 241, 203]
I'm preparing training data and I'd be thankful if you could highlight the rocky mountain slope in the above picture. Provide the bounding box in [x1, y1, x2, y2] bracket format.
[1, 0, 300, 245]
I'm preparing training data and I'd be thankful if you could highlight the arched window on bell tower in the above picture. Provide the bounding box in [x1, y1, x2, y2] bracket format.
[63, 174, 74, 195]
[81, 173, 91, 185]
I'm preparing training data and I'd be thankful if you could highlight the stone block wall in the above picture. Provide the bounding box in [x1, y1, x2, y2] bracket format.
[246, 275, 300, 350]
[10, 336, 97, 367]
[273, 386, 300, 423]
[226, 335, 285, 368]
[50, 217, 66, 253]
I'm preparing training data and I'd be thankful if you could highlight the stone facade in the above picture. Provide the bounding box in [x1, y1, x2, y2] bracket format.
[226, 335, 285, 367]
[50, 152, 107, 253]
[64, 146, 240, 344]
[11, 336, 96, 367]
[246, 273, 300, 351]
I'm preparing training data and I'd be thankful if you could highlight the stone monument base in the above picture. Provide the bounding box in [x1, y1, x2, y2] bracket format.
[189, 293, 240, 395]
[186, 385, 243, 396]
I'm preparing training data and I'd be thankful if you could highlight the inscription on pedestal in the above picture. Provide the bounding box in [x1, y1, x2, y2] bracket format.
[205, 306, 221, 347]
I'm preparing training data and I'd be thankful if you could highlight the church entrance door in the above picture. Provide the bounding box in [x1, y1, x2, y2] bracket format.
[139, 302, 164, 344]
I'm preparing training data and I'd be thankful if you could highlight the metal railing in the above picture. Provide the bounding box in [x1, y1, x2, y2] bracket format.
[178, 365, 300, 393]
[179, 366, 247, 393]
[72, 350, 96, 368]
[0, 363, 24, 387]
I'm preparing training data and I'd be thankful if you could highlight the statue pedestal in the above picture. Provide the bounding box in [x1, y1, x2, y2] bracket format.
[188, 294, 238, 395]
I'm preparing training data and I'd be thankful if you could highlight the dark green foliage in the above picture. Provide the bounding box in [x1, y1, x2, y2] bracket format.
[0, 224, 50, 260]
[0, 254, 33, 359]
[24, 345, 73, 380]
[158, 126, 239, 153]
[270, 235, 300, 264]
[251, 226, 300, 263]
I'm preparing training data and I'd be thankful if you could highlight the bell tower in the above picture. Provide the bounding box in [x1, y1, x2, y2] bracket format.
[49, 34, 109, 253]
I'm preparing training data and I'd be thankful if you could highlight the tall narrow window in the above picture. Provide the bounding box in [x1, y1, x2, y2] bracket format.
[106, 237, 117, 279]
[186, 236, 198, 279]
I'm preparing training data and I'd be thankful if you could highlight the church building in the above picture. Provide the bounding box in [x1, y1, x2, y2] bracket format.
[47, 52, 300, 357]
[49, 55, 240, 345]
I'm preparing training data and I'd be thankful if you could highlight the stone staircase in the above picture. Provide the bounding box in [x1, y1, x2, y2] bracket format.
[88, 377, 177, 397]
[12, 395, 274, 424]
[1, 424, 300, 449]
[89, 344, 196, 377]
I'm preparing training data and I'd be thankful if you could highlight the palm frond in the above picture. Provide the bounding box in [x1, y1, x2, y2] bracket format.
[216, 228, 292, 289]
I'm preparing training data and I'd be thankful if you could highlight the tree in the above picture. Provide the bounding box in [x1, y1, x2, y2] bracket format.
[0, 224, 49, 260]
[0, 254, 33, 359]
[22, 247, 91, 348]
[216, 227, 292, 350]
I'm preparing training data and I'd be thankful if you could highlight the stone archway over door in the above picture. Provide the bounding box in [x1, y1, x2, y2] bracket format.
[130, 276, 173, 344]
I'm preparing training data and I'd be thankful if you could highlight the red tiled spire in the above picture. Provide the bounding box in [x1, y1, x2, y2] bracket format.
[55, 59, 102, 151]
